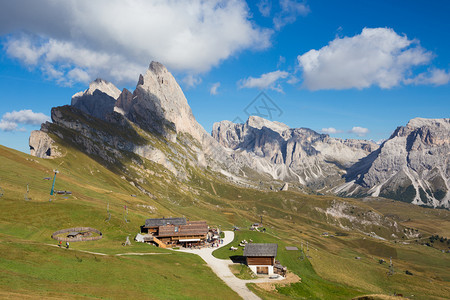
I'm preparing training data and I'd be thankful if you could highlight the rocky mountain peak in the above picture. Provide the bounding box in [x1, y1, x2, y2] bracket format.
[407, 117, 450, 129]
[149, 61, 167, 74]
[70, 78, 121, 121]
[246, 116, 290, 135]
[125, 61, 204, 141]
[341, 117, 450, 208]
[212, 116, 378, 185]
[72, 78, 121, 105]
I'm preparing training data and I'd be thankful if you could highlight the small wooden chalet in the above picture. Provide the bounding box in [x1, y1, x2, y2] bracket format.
[141, 217, 208, 248]
[243, 243, 278, 275]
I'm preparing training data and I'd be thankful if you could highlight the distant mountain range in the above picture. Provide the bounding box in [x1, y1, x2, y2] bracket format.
[29, 62, 450, 208]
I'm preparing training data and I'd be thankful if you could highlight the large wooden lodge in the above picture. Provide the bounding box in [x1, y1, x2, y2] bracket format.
[141, 217, 208, 248]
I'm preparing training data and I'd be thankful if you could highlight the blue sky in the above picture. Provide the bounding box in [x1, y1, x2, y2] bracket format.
[0, 0, 449, 153]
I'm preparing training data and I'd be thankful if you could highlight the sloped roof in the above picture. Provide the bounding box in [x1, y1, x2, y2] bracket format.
[145, 217, 186, 227]
[158, 221, 208, 237]
[243, 243, 278, 257]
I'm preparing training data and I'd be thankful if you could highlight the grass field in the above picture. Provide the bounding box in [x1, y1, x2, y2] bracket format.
[1, 143, 449, 299]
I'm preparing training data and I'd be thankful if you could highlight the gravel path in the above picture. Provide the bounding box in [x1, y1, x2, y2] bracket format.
[175, 231, 281, 300]
[46, 244, 170, 256]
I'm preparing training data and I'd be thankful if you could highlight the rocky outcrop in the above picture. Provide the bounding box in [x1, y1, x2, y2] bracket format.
[72, 78, 121, 103]
[340, 118, 450, 208]
[113, 61, 235, 170]
[29, 130, 61, 158]
[71, 79, 120, 120]
[115, 62, 205, 141]
[29, 62, 235, 179]
[212, 116, 378, 186]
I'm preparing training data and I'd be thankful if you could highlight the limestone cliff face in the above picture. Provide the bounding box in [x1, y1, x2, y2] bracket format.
[114, 62, 203, 141]
[29, 130, 61, 159]
[340, 118, 450, 208]
[71, 78, 120, 120]
[212, 116, 378, 186]
[29, 62, 234, 178]
[113, 62, 234, 170]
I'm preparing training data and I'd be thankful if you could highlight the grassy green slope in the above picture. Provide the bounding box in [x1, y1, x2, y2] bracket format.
[0, 144, 449, 299]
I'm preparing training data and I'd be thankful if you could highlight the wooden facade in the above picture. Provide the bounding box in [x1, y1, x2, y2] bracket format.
[246, 256, 275, 266]
[142, 217, 208, 248]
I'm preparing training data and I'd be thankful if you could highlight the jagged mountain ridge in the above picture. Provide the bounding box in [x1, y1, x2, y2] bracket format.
[28, 61, 449, 208]
[30, 62, 237, 180]
[336, 118, 450, 208]
[212, 116, 378, 187]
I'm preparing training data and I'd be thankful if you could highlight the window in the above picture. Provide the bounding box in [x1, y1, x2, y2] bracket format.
[175, 226, 179, 232]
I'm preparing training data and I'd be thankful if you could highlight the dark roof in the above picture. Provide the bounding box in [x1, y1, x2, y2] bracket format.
[243, 243, 278, 257]
[158, 221, 208, 237]
[145, 217, 186, 227]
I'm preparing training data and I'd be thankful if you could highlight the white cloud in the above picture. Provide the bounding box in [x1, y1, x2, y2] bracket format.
[257, 0, 272, 17]
[287, 76, 299, 84]
[182, 74, 202, 88]
[404, 68, 450, 86]
[3, 109, 50, 125]
[321, 127, 342, 134]
[0, 109, 50, 131]
[5, 36, 46, 65]
[210, 82, 221, 95]
[1, 0, 272, 85]
[274, 0, 310, 30]
[239, 70, 289, 92]
[297, 27, 443, 90]
[349, 126, 369, 137]
[0, 120, 18, 132]
[277, 55, 286, 68]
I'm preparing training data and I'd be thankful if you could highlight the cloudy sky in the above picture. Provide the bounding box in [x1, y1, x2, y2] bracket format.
[0, 0, 449, 153]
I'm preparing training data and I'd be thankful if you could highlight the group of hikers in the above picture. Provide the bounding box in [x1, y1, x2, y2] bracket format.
[58, 241, 70, 248]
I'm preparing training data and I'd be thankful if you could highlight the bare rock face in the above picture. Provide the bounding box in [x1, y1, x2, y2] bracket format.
[342, 118, 450, 208]
[114, 88, 133, 115]
[116, 62, 207, 142]
[29, 130, 61, 158]
[72, 78, 121, 103]
[212, 116, 378, 186]
[30, 61, 234, 179]
[71, 79, 120, 120]
[113, 62, 234, 170]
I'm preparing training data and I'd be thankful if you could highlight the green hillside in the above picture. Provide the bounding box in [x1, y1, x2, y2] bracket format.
[0, 144, 449, 299]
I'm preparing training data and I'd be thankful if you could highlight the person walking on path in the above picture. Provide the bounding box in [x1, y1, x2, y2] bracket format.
[59, 241, 62, 248]
[66, 241, 69, 249]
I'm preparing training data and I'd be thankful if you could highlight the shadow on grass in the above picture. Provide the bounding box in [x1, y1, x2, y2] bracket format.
[230, 255, 245, 264]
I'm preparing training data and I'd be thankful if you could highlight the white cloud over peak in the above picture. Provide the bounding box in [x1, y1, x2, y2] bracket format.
[1, 0, 272, 86]
[349, 126, 369, 137]
[239, 70, 289, 92]
[297, 27, 447, 90]
[0, 109, 50, 132]
[210, 82, 221, 95]
[321, 127, 342, 134]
